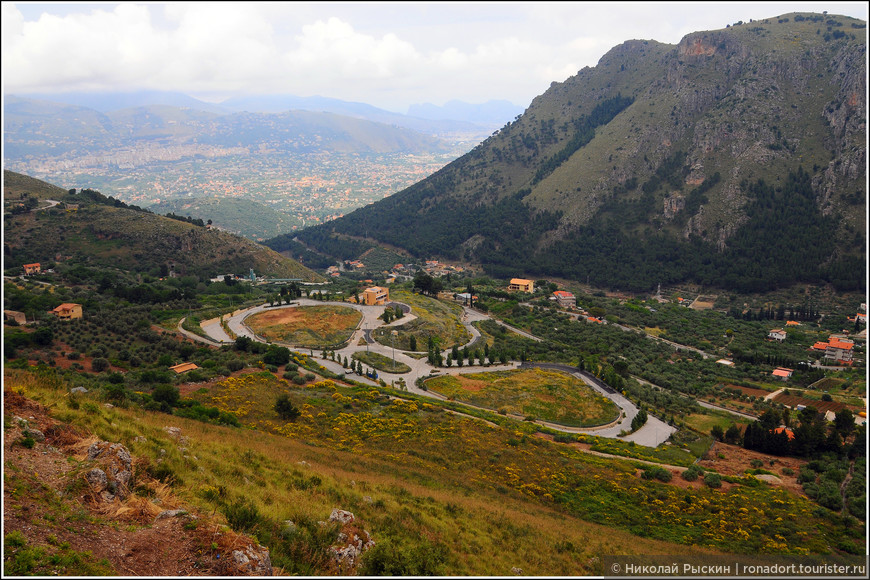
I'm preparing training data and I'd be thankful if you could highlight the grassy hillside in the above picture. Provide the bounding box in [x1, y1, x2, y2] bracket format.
[3, 171, 323, 282]
[296, 12, 866, 293]
[5, 366, 864, 576]
[147, 197, 304, 242]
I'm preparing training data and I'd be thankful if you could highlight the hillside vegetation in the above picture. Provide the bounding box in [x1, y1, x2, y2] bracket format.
[5, 366, 865, 576]
[3, 171, 322, 282]
[296, 13, 866, 293]
[146, 197, 304, 242]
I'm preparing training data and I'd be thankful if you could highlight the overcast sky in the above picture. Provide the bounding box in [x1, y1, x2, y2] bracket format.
[2, 2, 867, 113]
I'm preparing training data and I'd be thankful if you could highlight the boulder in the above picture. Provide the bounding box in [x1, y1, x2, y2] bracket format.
[328, 509, 355, 524]
[86, 468, 108, 491]
[231, 544, 273, 575]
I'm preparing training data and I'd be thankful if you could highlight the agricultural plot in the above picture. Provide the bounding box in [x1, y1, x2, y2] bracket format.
[245, 305, 361, 347]
[424, 368, 620, 428]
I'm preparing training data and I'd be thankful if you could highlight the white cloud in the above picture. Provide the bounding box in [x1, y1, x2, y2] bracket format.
[2, 2, 867, 111]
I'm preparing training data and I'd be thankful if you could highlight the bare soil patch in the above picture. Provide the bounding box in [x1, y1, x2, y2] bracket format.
[246, 305, 360, 345]
[698, 441, 808, 496]
[455, 375, 488, 392]
[723, 384, 772, 398]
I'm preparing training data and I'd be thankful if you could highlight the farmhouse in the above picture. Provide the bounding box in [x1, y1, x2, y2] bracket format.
[509, 278, 534, 293]
[768, 329, 787, 342]
[51, 303, 82, 321]
[363, 286, 390, 306]
[23, 263, 41, 275]
[552, 290, 576, 308]
[772, 367, 793, 380]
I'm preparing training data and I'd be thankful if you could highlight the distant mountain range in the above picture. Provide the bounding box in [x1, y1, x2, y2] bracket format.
[9, 91, 523, 138]
[2, 95, 454, 159]
[291, 12, 867, 294]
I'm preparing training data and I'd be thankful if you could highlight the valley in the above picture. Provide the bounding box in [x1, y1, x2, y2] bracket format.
[3, 10, 867, 578]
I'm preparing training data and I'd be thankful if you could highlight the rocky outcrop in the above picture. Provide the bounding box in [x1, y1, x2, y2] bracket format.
[85, 441, 134, 500]
[231, 544, 274, 576]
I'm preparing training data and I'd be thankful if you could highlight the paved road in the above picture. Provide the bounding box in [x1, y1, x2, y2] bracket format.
[204, 298, 674, 447]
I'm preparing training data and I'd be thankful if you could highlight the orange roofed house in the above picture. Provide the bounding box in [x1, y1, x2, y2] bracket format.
[812, 336, 855, 365]
[51, 303, 82, 321]
[509, 278, 534, 293]
[23, 263, 41, 275]
[553, 290, 576, 309]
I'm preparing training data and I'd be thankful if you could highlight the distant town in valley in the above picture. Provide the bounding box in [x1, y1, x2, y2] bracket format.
[5, 149, 467, 236]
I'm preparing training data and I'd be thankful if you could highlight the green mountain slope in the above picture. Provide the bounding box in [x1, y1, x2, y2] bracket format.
[295, 13, 866, 293]
[146, 197, 303, 242]
[3, 171, 323, 282]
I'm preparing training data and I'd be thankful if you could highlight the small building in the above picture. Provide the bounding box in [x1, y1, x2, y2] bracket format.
[768, 329, 787, 342]
[170, 362, 199, 374]
[454, 292, 477, 306]
[51, 303, 82, 321]
[715, 359, 735, 367]
[4, 310, 27, 325]
[772, 367, 793, 380]
[363, 286, 390, 306]
[509, 278, 534, 293]
[552, 290, 576, 308]
[23, 263, 41, 275]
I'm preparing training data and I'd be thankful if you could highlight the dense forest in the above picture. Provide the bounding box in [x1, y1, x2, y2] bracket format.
[298, 167, 863, 293]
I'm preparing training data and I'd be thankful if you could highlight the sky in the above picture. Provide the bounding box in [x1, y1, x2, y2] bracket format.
[2, 2, 868, 113]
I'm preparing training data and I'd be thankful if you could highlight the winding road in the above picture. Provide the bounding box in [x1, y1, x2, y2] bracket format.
[197, 298, 677, 447]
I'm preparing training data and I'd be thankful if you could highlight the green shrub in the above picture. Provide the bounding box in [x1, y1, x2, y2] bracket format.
[151, 384, 180, 407]
[641, 466, 672, 482]
[704, 472, 722, 488]
[681, 464, 704, 482]
[223, 497, 263, 533]
[360, 540, 448, 576]
[275, 395, 301, 421]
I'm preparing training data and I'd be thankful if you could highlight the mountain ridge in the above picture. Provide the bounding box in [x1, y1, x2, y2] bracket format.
[293, 12, 866, 293]
[2, 170, 323, 282]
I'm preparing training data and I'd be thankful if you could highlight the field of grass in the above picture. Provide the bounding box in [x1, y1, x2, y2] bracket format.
[372, 290, 470, 350]
[245, 305, 361, 347]
[352, 351, 411, 374]
[424, 368, 619, 428]
[6, 365, 865, 574]
[683, 410, 750, 436]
